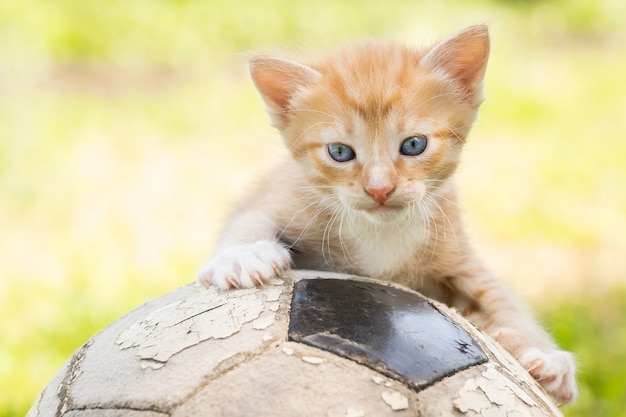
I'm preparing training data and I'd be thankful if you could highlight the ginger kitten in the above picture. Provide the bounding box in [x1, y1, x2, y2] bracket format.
[196, 25, 577, 405]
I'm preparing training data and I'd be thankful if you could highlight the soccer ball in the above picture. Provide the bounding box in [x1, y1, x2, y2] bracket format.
[28, 270, 562, 417]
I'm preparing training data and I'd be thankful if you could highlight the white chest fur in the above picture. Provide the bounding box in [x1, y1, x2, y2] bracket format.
[345, 215, 429, 277]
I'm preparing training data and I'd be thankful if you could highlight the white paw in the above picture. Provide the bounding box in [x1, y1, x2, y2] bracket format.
[196, 240, 291, 290]
[519, 347, 577, 405]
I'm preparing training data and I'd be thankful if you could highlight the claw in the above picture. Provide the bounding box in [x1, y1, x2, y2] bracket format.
[523, 357, 544, 375]
[272, 261, 290, 276]
[196, 241, 292, 292]
[538, 374, 558, 385]
[250, 271, 265, 287]
[196, 270, 214, 288]
[226, 275, 240, 289]
[519, 348, 577, 405]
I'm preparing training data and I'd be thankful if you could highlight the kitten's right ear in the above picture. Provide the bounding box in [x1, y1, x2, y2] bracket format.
[422, 25, 490, 105]
[249, 56, 321, 128]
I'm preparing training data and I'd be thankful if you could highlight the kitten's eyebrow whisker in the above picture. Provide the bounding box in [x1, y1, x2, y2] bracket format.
[287, 120, 335, 152]
[412, 117, 463, 142]
[410, 91, 464, 113]
[289, 108, 343, 124]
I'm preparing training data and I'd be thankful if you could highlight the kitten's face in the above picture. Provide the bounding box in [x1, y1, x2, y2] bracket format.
[251, 26, 489, 223]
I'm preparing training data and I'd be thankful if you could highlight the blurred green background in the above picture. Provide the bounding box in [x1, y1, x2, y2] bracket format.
[1, 0, 625, 416]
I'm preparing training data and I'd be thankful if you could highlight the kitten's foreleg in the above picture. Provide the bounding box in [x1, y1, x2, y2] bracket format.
[196, 211, 291, 290]
[451, 266, 577, 405]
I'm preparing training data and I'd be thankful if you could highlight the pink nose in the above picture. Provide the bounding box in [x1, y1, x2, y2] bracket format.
[365, 185, 395, 204]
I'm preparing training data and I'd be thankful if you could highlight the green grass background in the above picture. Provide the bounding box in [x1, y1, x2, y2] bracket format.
[1, 0, 625, 416]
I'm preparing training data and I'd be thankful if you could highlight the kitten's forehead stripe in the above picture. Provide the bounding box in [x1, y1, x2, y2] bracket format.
[313, 43, 425, 126]
[351, 97, 396, 124]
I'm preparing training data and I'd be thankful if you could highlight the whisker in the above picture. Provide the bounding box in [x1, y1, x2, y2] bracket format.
[412, 199, 432, 282]
[278, 194, 336, 248]
[422, 193, 459, 252]
[424, 180, 459, 208]
[287, 120, 336, 152]
[321, 204, 343, 268]
[422, 198, 439, 266]
[292, 185, 335, 193]
[413, 117, 465, 142]
[288, 107, 343, 124]
[337, 208, 358, 271]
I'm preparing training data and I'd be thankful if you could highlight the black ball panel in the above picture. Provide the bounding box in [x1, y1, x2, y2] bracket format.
[289, 278, 487, 391]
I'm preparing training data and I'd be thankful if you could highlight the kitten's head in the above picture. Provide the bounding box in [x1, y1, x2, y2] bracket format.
[250, 25, 489, 223]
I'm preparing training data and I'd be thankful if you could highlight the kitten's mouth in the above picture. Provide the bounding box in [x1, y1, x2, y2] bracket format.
[363, 204, 404, 218]
[367, 204, 396, 213]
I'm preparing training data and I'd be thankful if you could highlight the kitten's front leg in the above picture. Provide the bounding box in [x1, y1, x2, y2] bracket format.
[196, 212, 291, 290]
[451, 264, 577, 405]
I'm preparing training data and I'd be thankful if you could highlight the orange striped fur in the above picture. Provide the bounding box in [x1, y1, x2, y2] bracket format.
[197, 25, 576, 405]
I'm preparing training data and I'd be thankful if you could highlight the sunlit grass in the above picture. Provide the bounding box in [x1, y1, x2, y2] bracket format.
[466, 39, 626, 248]
[1, 1, 625, 416]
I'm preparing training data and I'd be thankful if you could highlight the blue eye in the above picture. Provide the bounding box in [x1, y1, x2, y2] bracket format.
[328, 143, 356, 162]
[400, 135, 428, 156]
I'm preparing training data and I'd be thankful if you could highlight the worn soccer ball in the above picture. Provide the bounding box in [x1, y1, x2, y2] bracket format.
[28, 270, 562, 417]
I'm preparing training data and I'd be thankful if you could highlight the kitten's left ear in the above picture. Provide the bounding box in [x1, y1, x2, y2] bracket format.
[249, 55, 321, 128]
[422, 25, 490, 104]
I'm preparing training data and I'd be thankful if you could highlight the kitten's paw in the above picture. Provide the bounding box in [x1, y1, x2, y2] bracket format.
[519, 347, 577, 405]
[196, 240, 291, 290]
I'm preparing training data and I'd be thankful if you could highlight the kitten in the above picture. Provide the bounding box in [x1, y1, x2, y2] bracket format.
[196, 25, 577, 405]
